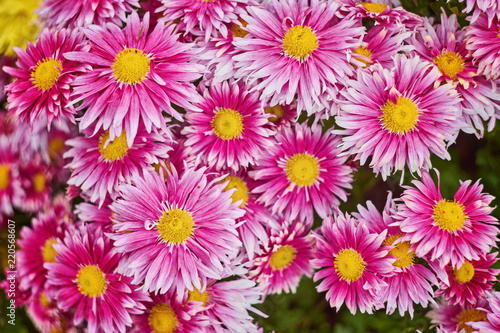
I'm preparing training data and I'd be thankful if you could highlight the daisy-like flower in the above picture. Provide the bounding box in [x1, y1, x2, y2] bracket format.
[336, 55, 461, 179]
[0, 0, 40, 57]
[248, 220, 315, 295]
[233, 0, 364, 114]
[313, 213, 394, 314]
[17, 211, 68, 301]
[470, 291, 500, 332]
[183, 80, 274, 171]
[433, 253, 500, 307]
[428, 298, 490, 333]
[45, 224, 150, 333]
[395, 170, 498, 268]
[413, 11, 500, 137]
[133, 291, 209, 333]
[109, 166, 244, 294]
[251, 122, 353, 224]
[3, 28, 88, 130]
[0, 138, 23, 216]
[466, 13, 500, 79]
[18, 156, 52, 212]
[183, 278, 265, 333]
[158, 0, 254, 42]
[354, 193, 438, 318]
[26, 291, 68, 333]
[263, 102, 297, 131]
[38, 0, 139, 29]
[65, 11, 204, 147]
[65, 125, 172, 206]
[459, 0, 500, 24]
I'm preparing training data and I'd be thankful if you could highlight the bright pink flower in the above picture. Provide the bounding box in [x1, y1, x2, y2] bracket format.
[470, 291, 500, 332]
[0, 138, 23, 216]
[428, 298, 490, 333]
[466, 13, 500, 79]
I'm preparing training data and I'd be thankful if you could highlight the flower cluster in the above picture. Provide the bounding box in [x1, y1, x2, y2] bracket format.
[0, 0, 499, 332]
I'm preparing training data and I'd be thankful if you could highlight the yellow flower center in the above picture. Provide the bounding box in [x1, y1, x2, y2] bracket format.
[48, 137, 65, 160]
[231, 19, 248, 38]
[42, 238, 58, 263]
[269, 245, 296, 270]
[283, 25, 318, 60]
[457, 309, 487, 333]
[112, 48, 150, 84]
[0, 164, 10, 190]
[148, 303, 178, 333]
[352, 45, 372, 68]
[76, 265, 107, 298]
[211, 108, 244, 140]
[381, 96, 419, 135]
[286, 153, 319, 187]
[31, 58, 62, 90]
[335, 249, 366, 282]
[157, 209, 194, 244]
[264, 105, 284, 122]
[219, 175, 249, 208]
[434, 51, 465, 81]
[186, 287, 210, 306]
[384, 234, 415, 269]
[33, 173, 46, 193]
[98, 130, 129, 161]
[361, 2, 388, 13]
[453, 260, 475, 284]
[433, 200, 466, 232]
[40, 292, 50, 308]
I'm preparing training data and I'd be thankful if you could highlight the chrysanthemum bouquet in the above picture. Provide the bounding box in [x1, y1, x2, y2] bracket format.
[0, 0, 499, 332]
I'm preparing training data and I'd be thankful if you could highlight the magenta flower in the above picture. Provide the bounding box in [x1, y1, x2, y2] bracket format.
[470, 291, 500, 332]
[427, 298, 490, 333]
[0, 138, 23, 216]
[466, 13, 500, 79]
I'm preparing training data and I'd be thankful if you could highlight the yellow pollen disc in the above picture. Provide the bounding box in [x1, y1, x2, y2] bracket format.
[42, 238, 59, 263]
[453, 260, 475, 284]
[40, 292, 50, 307]
[286, 153, 319, 187]
[33, 173, 46, 193]
[0, 164, 10, 190]
[433, 200, 466, 232]
[231, 19, 248, 38]
[112, 48, 150, 84]
[361, 2, 388, 13]
[98, 130, 129, 161]
[186, 287, 210, 306]
[48, 137, 65, 160]
[335, 249, 366, 282]
[264, 105, 284, 122]
[381, 96, 419, 135]
[219, 175, 249, 207]
[31, 58, 62, 90]
[384, 235, 415, 269]
[148, 303, 178, 333]
[211, 108, 244, 140]
[76, 265, 107, 298]
[457, 309, 487, 333]
[352, 45, 372, 68]
[269, 245, 296, 270]
[283, 25, 318, 60]
[157, 209, 194, 244]
[434, 51, 465, 81]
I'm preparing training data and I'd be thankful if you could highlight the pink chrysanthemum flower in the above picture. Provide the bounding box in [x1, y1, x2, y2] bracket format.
[248, 220, 315, 295]
[263, 102, 298, 131]
[65, 126, 172, 206]
[109, 166, 244, 294]
[0, 138, 23, 216]
[233, 0, 363, 114]
[183, 278, 265, 333]
[157, 0, 254, 42]
[428, 298, 490, 333]
[336, 55, 461, 179]
[313, 213, 394, 314]
[18, 157, 52, 212]
[133, 291, 209, 333]
[27, 291, 68, 333]
[65, 11, 204, 147]
[458, 0, 500, 24]
[45, 224, 150, 333]
[413, 11, 500, 137]
[38, 0, 139, 29]
[466, 13, 500, 79]
[3, 28, 88, 130]
[17, 211, 68, 301]
[250, 122, 353, 224]
[433, 252, 500, 307]
[75, 199, 113, 231]
[183, 80, 274, 171]
[395, 170, 499, 268]
[354, 193, 438, 318]
[470, 291, 500, 332]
